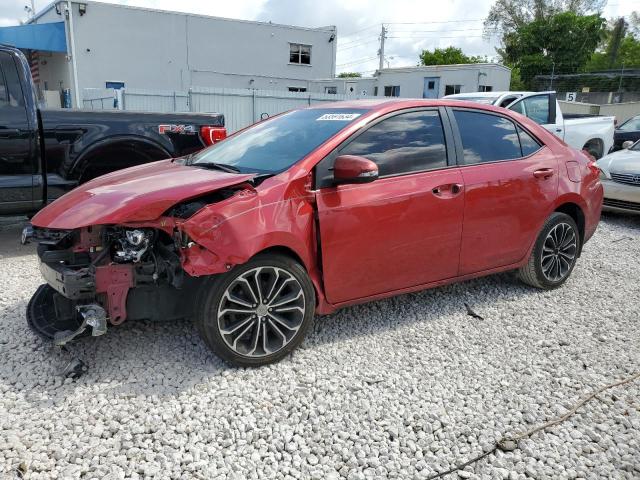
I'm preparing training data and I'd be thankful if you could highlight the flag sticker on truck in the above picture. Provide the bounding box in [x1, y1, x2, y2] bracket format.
[316, 113, 362, 121]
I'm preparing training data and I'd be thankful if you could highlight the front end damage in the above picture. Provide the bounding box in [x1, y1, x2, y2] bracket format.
[26, 184, 267, 344]
[27, 223, 198, 344]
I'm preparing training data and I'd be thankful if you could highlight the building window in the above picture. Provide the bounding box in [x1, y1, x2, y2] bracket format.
[290, 43, 311, 65]
[445, 85, 462, 95]
[288, 86, 307, 92]
[373, 86, 378, 96]
[384, 85, 400, 97]
[324, 86, 337, 94]
[478, 85, 493, 92]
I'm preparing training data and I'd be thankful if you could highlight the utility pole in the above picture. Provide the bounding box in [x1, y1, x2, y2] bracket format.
[378, 24, 387, 71]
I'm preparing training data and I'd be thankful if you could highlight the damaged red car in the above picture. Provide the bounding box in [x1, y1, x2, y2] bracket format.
[26, 99, 603, 366]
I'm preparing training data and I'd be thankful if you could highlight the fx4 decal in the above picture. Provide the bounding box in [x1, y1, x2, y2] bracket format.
[158, 124, 197, 134]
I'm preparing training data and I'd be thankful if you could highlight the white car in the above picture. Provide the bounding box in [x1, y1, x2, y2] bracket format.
[596, 140, 640, 214]
[444, 91, 615, 159]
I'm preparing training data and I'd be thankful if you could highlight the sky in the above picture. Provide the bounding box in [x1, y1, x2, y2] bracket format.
[0, 0, 637, 75]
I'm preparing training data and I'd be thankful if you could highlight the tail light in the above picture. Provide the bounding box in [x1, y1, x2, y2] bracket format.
[200, 126, 227, 146]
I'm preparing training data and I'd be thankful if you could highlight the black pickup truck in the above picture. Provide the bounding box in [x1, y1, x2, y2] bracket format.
[0, 45, 225, 215]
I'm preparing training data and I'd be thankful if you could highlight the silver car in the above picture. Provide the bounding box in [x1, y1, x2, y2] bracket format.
[596, 140, 640, 214]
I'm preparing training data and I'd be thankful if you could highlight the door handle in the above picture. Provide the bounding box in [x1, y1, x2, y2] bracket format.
[533, 168, 554, 179]
[0, 129, 20, 138]
[432, 183, 463, 197]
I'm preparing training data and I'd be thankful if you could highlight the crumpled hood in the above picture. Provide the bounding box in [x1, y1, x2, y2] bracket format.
[32, 159, 255, 229]
[597, 149, 640, 174]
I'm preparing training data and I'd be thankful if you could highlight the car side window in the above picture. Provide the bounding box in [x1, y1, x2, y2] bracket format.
[518, 126, 542, 156]
[0, 62, 9, 109]
[339, 110, 447, 177]
[453, 110, 522, 164]
[509, 95, 550, 125]
[0, 53, 25, 109]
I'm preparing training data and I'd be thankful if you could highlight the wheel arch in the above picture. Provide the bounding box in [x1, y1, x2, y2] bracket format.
[73, 135, 172, 182]
[554, 201, 586, 255]
[582, 137, 605, 159]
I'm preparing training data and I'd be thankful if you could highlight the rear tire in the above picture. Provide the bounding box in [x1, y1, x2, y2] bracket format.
[194, 253, 315, 367]
[518, 213, 580, 290]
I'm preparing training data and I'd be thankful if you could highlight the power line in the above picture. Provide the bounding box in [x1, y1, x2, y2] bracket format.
[385, 19, 486, 25]
[337, 38, 380, 52]
[340, 23, 380, 37]
[336, 55, 379, 67]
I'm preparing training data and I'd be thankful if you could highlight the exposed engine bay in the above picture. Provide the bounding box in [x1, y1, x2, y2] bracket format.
[27, 223, 200, 345]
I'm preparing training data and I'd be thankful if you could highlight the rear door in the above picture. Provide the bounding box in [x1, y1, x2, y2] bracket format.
[315, 108, 464, 304]
[507, 92, 564, 140]
[449, 108, 559, 275]
[0, 51, 36, 213]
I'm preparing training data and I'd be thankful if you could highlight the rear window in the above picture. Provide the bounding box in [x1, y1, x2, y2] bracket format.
[453, 110, 542, 164]
[454, 110, 522, 163]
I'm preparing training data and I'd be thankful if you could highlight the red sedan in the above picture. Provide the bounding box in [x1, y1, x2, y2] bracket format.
[27, 99, 603, 366]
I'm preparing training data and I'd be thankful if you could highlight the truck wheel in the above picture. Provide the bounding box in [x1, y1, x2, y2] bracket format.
[517, 213, 580, 290]
[195, 253, 315, 367]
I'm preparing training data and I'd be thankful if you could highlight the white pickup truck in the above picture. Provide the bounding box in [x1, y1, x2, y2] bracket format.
[443, 91, 615, 159]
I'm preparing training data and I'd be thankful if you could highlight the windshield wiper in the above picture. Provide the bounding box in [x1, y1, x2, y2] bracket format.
[194, 162, 241, 174]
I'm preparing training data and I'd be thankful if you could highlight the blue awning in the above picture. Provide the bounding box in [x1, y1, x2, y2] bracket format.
[0, 22, 67, 53]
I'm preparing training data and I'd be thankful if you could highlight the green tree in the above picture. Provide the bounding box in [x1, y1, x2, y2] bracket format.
[585, 13, 640, 71]
[337, 72, 362, 78]
[419, 47, 484, 66]
[484, 0, 606, 35]
[501, 12, 605, 88]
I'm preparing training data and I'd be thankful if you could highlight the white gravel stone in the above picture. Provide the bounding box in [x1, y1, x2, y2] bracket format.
[0, 214, 639, 479]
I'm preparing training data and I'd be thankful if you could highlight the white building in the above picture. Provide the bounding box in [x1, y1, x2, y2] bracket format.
[27, 1, 337, 106]
[306, 64, 511, 98]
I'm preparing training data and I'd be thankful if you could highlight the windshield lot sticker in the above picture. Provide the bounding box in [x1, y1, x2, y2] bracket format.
[316, 113, 361, 121]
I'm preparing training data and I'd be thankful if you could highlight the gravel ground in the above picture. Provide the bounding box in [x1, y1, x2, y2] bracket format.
[0, 213, 639, 480]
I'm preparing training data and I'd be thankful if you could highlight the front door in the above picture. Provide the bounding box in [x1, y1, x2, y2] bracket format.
[449, 108, 559, 275]
[423, 77, 440, 99]
[0, 51, 36, 214]
[315, 109, 464, 304]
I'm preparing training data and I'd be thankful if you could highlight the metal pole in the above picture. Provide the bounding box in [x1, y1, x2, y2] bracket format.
[66, 1, 81, 108]
[549, 62, 555, 90]
[618, 63, 625, 92]
[378, 24, 386, 72]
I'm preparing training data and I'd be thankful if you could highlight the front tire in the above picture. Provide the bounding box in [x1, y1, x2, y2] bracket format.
[518, 213, 580, 289]
[195, 253, 315, 367]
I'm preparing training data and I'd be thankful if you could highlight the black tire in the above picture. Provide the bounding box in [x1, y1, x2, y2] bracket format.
[194, 253, 315, 367]
[518, 212, 580, 290]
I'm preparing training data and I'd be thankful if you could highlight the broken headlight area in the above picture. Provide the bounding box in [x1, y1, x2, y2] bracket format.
[108, 227, 154, 263]
[28, 224, 199, 345]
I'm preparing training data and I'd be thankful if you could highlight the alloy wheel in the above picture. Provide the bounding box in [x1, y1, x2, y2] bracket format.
[217, 266, 306, 358]
[541, 222, 577, 282]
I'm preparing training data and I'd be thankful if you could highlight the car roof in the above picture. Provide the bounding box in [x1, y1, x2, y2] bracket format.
[306, 98, 516, 114]
[444, 92, 529, 99]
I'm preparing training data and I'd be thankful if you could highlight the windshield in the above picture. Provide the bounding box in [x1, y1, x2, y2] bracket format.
[630, 140, 640, 151]
[619, 116, 640, 132]
[190, 108, 367, 174]
[447, 96, 500, 105]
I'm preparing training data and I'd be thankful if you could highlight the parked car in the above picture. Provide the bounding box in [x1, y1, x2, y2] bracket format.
[26, 99, 603, 367]
[596, 139, 640, 214]
[443, 91, 615, 159]
[612, 115, 640, 152]
[0, 45, 225, 216]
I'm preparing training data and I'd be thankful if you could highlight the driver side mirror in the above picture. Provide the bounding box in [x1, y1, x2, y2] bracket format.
[333, 155, 379, 185]
[622, 140, 634, 149]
